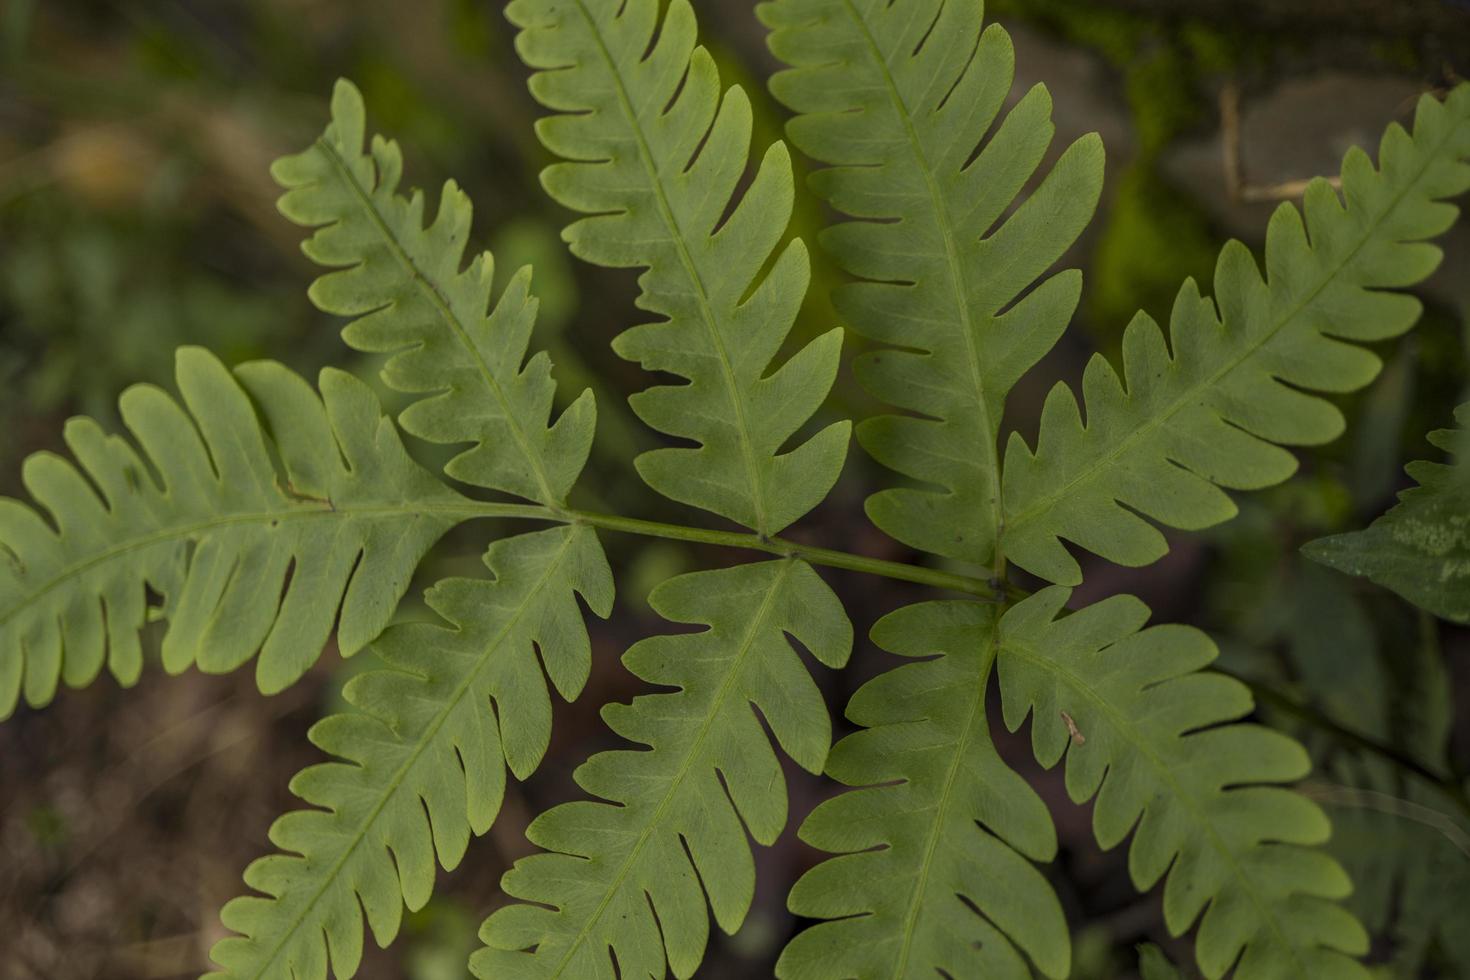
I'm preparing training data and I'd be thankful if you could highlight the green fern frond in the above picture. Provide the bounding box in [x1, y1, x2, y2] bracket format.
[1305, 402, 1470, 622]
[997, 587, 1370, 980]
[1003, 84, 1470, 585]
[508, 0, 851, 535]
[761, 0, 1104, 565]
[207, 524, 612, 980]
[476, 559, 851, 979]
[778, 601, 1067, 980]
[0, 347, 461, 718]
[271, 78, 595, 506]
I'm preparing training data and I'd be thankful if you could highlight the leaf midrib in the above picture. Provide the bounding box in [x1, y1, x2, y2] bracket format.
[0, 501, 485, 631]
[1002, 638, 1310, 974]
[313, 137, 563, 510]
[568, 0, 772, 535]
[837, 0, 1005, 574]
[1003, 116, 1459, 552]
[548, 559, 795, 978]
[243, 528, 584, 979]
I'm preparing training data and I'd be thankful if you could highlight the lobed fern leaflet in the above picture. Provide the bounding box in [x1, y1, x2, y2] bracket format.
[476, 559, 851, 979]
[271, 78, 595, 507]
[997, 588, 1370, 980]
[761, 0, 1104, 567]
[208, 525, 612, 980]
[1001, 85, 1470, 586]
[507, 0, 851, 535]
[779, 601, 1067, 980]
[1306, 402, 1470, 622]
[0, 347, 460, 718]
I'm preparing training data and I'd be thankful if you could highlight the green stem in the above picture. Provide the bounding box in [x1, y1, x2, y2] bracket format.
[571, 510, 1001, 599]
[450, 501, 1000, 599]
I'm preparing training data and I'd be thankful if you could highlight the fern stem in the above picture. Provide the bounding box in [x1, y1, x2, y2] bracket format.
[563, 509, 1002, 600]
[440, 501, 1000, 596]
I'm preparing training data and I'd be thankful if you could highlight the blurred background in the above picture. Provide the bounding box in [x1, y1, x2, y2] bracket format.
[2, 1, 1469, 977]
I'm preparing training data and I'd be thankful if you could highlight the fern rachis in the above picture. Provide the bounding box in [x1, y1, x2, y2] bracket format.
[6, 4, 1470, 979]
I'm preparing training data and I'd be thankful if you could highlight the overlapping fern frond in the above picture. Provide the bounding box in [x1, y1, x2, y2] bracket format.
[0, 347, 460, 718]
[271, 78, 595, 507]
[1002, 85, 1470, 585]
[477, 559, 850, 979]
[507, 0, 850, 535]
[1306, 402, 1470, 622]
[762, 0, 1104, 565]
[761, 2, 1095, 974]
[998, 588, 1370, 980]
[208, 525, 612, 980]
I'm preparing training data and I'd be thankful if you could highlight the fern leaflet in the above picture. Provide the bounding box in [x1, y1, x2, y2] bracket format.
[476, 559, 851, 979]
[507, 0, 850, 534]
[208, 525, 612, 979]
[271, 78, 595, 507]
[1305, 402, 1470, 622]
[762, 0, 1104, 565]
[778, 601, 1067, 980]
[997, 588, 1370, 980]
[0, 347, 460, 718]
[1002, 85, 1470, 585]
